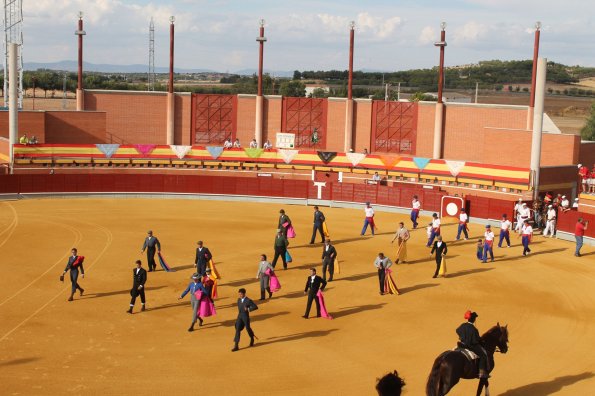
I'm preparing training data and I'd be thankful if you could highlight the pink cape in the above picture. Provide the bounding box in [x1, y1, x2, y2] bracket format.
[316, 290, 333, 319]
[194, 290, 216, 317]
[265, 268, 281, 292]
[287, 224, 296, 238]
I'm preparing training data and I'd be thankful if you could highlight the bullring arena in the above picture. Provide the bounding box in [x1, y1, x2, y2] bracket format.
[0, 196, 594, 395]
[2, 13, 595, 396]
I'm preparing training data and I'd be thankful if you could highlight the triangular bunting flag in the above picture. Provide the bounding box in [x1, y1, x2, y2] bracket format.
[345, 152, 366, 167]
[206, 146, 224, 159]
[380, 155, 401, 169]
[244, 148, 264, 159]
[169, 145, 192, 159]
[134, 144, 156, 157]
[96, 144, 119, 158]
[317, 151, 337, 164]
[445, 160, 466, 177]
[413, 157, 431, 170]
[278, 149, 298, 164]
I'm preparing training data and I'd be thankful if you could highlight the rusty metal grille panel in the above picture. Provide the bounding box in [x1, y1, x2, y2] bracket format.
[282, 97, 327, 149]
[371, 101, 417, 154]
[192, 94, 237, 145]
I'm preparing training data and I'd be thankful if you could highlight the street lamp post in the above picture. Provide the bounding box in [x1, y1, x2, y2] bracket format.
[344, 21, 355, 152]
[255, 19, 267, 147]
[528, 21, 541, 129]
[166, 16, 175, 145]
[74, 11, 86, 111]
[432, 22, 447, 159]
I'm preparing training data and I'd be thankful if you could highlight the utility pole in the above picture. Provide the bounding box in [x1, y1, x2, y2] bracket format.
[475, 82, 479, 103]
[148, 17, 155, 91]
[384, 83, 389, 101]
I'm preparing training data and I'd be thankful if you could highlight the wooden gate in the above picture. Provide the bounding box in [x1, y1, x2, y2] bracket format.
[281, 97, 327, 149]
[191, 94, 237, 144]
[371, 101, 417, 154]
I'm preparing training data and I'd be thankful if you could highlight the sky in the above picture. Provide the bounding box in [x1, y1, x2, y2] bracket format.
[22, 0, 595, 72]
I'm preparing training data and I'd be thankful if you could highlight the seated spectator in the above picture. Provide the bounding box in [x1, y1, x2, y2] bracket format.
[560, 195, 570, 212]
[591, 164, 595, 193]
[233, 138, 241, 148]
[372, 172, 381, 182]
[29, 136, 38, 145]
[223, 138, 233, 149]
[375, 370, 405, 396]
[249, 138, 258, 148]
[19, 134, 28, 144]
[363, 148, 369, 155]
[263, 140, 273, 150]
[572, 198, 579, 209]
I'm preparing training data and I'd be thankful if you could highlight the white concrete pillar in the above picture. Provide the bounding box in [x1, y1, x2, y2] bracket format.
[432, 102, 444, 159]
[166, 92, 175, 145]
[344, 99, 354, 152]
[8, 43, 18, 174]
[255, 95, 264, 147]
[76, 89, 84, 111]
[530, 57, 547, 199]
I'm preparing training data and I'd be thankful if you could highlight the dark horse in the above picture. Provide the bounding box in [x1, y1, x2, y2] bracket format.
[426, 323, 509, 396]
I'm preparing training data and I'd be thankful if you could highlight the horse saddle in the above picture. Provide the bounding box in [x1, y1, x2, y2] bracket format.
[455, 347, 479, 361]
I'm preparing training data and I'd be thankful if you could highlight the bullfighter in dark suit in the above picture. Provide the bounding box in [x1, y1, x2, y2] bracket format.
[430, 235, 448, 278]
[60, 248, 85, 301]
[310, 206, 326, 244]
[141, 230, 161, 272]
[194, 240, 213, 276]
[127, 260, 147, 313]
[321, 239, 337, 281]
[303, 268, 327, 319]
[232, 288, 258, 352]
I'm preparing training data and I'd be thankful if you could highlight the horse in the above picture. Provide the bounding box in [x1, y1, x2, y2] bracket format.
[426, 323, 509, 396]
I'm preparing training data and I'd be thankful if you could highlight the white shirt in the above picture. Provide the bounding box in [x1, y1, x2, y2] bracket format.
[514, 202, 523, 213]
[223, 140, 232, 148]
[522, 224, 533, 235]
[561, 199, 569, 208]
[412, 200, 421, 210]
[233, 141, 241, 148]
[136, 268, 141, 275]
[365, 207, 374, 217]
[519, 207, 531, 218]
[484, 230, 494, 241]
[249, 140, 258, 148]
[263, 141, 272, 149]
[459, 213, 468, 223]
[572, 201, 579, 208]
[547, 208, 556, 221]
[500, 219, 511, 230]
[372, 174, 381, 181]
[427, 226, 433, 238]
[432, 218, 441, 228]
[310, 275, 316, 284]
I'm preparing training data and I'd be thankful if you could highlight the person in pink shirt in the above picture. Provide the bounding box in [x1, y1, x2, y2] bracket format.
[574, 218, 589, 257]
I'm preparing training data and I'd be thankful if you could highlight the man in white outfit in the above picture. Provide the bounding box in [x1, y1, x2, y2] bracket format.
[543, 205, 556, 237]
[513, 199, 523, 233]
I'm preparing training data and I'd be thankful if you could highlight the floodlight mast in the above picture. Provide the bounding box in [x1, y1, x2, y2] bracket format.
[75, 11, 86, 111]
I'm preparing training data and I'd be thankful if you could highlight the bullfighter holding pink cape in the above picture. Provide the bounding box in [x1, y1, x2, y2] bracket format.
[302, 268, 328, 319]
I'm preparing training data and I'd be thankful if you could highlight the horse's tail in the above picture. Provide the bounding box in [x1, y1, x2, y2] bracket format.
[426, 351, 449, 396]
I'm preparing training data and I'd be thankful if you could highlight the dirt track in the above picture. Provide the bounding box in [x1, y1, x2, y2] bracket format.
[0, 198, 594, 395]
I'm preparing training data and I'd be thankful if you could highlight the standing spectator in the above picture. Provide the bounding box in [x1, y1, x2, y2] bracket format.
[233, 138, 241, 148]
[194, 241, 213, 276]
[391, 222, 410, 264]
[520, 220, 533, 256]
[426, 213, 441, 247]
[231, 288, 258, 351]
[552, 194, 562, 210]
[223, 138, 233, 149]
[256, 254, 274, 300]
[543, 205, 557, 237]
[321, 239, 337, 282]
[249, 138, 258, 148]
[178, 273, 207, 331]
[277, 209, 291, 237]
[410, 195, 421, 229]
[430, 236, 447, 278]
[374, 253, 392, 295]
[514, 198, 524, 233]
[455, 207, 469, 240]
[578, 164, 589, 193]
[263, 139, 273, 149]
[127, 260, 147, 313]
[532, 198, 543, 229]
[498, 214, 512, 248]
[141, 230, 161, 272]
[516, 203, 531, 234]
[59, 248, 85, 301]
[310, 205, 326, 244]
[574, 218, 589, 257]
[375, 370, 405, 396]
[272, 229, 289, 269]
[361, 202, 376, 236]
[303, 268, 326, 318]
[482, 225, 494, 263]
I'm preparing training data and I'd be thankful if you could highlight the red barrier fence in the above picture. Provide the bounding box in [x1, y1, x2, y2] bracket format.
[1, 174, 592, 238]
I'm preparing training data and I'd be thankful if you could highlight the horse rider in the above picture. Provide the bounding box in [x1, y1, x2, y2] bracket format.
[456, 310, 489, 379]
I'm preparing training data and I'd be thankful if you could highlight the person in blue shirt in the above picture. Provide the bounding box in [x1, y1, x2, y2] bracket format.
[178, 273, 208, 332]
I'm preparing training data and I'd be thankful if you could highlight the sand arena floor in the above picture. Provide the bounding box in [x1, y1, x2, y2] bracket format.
[0, 198, 594, 395]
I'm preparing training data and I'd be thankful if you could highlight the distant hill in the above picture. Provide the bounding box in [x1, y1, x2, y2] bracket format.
[24, 61, 217, 74]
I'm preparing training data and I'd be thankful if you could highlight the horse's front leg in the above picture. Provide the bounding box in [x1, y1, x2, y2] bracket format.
[485, 380, 490, 396]
[476, 378, 488, 396]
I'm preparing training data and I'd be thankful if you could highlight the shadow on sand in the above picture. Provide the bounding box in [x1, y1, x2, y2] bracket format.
[498, 372, 594, 396]
[331, 303, 386, 319]
[253, 329, 339, 348]
[83, 286, 167, 299]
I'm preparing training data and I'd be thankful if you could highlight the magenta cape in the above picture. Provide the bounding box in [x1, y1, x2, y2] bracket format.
[265, 268, 281, 292]
[194, 290, 216, 317]
[316, 290, 332, 319]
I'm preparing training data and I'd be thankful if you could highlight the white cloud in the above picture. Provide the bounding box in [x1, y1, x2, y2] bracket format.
[452, 21, 488, 44]
[418, 26, 436, 45]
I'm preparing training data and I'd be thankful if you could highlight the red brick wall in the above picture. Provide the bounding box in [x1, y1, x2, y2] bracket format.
[416, 103, 435, 158]
[0, 111, 46, 142]
[44, 111, 106, 143]
[263, 96, 282, 145]
[326, 98, 346, 152]
[175, 94, 192, 146]
[85, 90, 167, 144]
[579, 142, 595, 168]
[353, 99, 372, 152]
[0, 137, 8, 162]
[236, 95, 256, 146]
